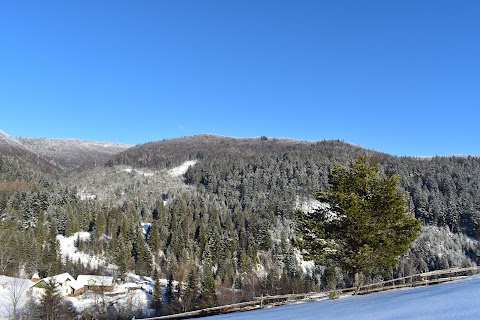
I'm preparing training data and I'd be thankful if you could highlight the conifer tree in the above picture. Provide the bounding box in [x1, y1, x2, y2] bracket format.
[40, 227, 62, 277]
[147, 220, 161, 255]
[113, 233, 130, 280]
[296, 156, 422, 288]
[165, 273, 175, 305]
[35, 211, 47, 244]
[38, 278, 63, 320]
[181, 269, 199, 312]
[151, 278, 162, 315]
[94, 211, 106, 239]
[200, 268, 217, 308]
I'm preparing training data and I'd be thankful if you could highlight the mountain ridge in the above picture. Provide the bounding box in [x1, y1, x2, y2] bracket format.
[17, 136, 131, 173]
[0, 130, 132, 174]
[2, 130, 477, 162]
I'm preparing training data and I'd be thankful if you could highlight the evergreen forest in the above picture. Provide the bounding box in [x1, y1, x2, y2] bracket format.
[1, 132, 480, 315]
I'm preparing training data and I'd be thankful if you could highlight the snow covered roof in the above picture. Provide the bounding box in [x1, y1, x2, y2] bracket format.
[77, 275, 114, 287]
[35, 273, 83, 290]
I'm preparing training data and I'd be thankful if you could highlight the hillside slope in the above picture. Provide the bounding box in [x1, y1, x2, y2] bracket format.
[17, 137, 131, 173]
[109, 134, 372, 169]
[110, 135, 480, 240]
[105, 134, 480, 276]
[210, 275, 480, 320]
[0, 130, 58, 174]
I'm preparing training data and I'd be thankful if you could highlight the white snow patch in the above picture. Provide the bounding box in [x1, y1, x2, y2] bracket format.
[122, 167, 155, 177]
[295, 195, 325, 213]
[295, 251, 315, 275]
[255, 264, 268, 279]
[57, 232, 109, 269]
[79, 193, 97, 200]
[167, 160, 197, 177]
[295, 196, 342, 221]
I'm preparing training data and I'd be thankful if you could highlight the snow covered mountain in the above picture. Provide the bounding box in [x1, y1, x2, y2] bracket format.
[0, 130, 132, 173]
[17, 136, 131, 173]
[0, 130, 58, 173]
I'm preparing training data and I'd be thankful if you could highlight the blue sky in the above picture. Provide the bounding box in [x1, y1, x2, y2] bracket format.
[0, 1, 478, 156]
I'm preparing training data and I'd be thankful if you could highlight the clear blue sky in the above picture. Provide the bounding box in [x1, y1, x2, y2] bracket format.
[1, 1, 478, 156]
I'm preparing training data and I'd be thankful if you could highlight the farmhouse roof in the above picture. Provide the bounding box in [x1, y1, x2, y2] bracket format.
[77, 275, 114, 287]
[34, 272, 83, 290]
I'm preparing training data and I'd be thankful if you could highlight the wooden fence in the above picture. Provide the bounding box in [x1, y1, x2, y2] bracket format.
[144, 266, 480, 320]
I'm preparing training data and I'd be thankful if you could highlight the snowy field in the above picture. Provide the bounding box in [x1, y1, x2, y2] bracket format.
[167, 160, 197, 177]
[57, 232, 108, 269]
[2, 274, 480, 319]
[210, 275, 480, 320]
[0, 276, 32, 319]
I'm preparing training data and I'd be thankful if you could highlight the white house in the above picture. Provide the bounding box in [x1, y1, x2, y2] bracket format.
[30, 273, 84, 297]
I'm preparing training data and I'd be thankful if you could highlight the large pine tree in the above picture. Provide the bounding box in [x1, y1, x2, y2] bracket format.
[38, 278, 63, 320]
[296, 156, 421, 288]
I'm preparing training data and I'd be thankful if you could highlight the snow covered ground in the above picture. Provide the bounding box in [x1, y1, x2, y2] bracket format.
[57, 232, 109, 269]
[122, 167, 155, 177]
[167, 160, 197, 177]
[0, 276, 32, 319]
[210, 275, 480, 320]
[3, 274, 480, 319]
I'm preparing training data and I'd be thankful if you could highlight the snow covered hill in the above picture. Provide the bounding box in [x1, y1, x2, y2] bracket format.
[0, 130, 59, 173]
[210, 275, 480, 320]
[17, 137, 131, 173]
[0, 130, 131, 174]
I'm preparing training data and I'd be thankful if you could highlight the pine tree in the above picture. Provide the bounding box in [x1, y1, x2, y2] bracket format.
[181, 269, 199, 312]
[64, 208, 78, 237]
[35, 211, 47, 245]
[40, 227, 62, 277]
[133, 232, 152, 275]
[147, 220, 161, 255]
[38, 278, 63, 320]
[94, 211, 106, 239]
[151, 278, 162, 315]
[165, 273, 175, 305]
[113, 233, 130, 281]
[296, 156, 422, 288]
[200, 268, 217, 308]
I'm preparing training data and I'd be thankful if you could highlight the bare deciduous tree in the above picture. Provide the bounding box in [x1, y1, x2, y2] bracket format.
[2, 277, 30, 320]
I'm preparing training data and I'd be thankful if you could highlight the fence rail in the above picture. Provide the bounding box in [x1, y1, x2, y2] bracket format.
[144, 266, 480, 320]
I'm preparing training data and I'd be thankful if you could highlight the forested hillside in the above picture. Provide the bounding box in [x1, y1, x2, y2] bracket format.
[1, 133, 480, 316]
[111, 135, 480, 275]
[111, 135, 480, 238]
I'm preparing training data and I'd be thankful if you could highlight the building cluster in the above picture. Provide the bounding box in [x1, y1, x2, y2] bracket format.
[29, 273, 115, 297]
